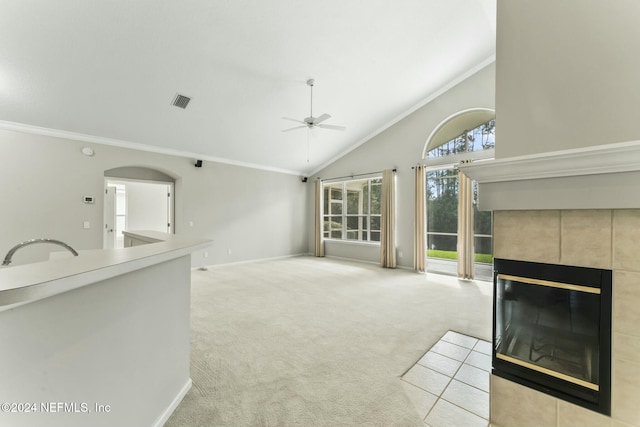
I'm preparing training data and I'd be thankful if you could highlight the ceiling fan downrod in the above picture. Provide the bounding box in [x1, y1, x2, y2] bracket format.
[307, 79, 315, 123]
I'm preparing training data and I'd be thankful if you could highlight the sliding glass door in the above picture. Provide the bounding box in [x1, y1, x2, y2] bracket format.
[426, 167, 459, 262]
[423, 118, 495, 279]
[425, 168, 492, 279]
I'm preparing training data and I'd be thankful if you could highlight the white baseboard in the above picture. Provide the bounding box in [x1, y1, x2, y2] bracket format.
[193, 252, 310, 270]
[193, 253, 413, 271]
[325, 254, 413, 270]
[152, 378, 192, 427]
[325, 255, 380, 266]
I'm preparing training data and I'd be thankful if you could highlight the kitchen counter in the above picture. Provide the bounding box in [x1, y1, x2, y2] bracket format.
[0, 232, 210, 308]
[0, 232, 211, 427]
[122, 229, 168, 246]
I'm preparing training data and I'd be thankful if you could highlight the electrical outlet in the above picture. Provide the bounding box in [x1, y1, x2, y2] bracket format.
[398, 251, 403, 258]
[83, 221, 90, 229]
[203, 251, 208, 258]
[227, 249, 232, 255]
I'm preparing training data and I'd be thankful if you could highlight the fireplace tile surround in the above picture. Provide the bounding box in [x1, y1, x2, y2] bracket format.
[490, 209, 640, 427]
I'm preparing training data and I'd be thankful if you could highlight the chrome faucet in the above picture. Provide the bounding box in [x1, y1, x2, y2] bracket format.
[2, 238, 79, 266]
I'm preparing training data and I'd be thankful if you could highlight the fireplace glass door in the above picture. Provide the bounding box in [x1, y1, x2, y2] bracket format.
[493, 259, 611, 415]
[495, 275, 600, 386]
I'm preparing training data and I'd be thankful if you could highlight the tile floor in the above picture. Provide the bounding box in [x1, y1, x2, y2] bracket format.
[402, 331, 492, 427]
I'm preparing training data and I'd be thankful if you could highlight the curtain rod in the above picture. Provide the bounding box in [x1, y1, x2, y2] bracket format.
[412, 164, 460, 170]
[320, 168, 396, 182]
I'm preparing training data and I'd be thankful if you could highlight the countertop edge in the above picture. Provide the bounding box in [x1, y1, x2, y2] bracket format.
[0, 233, 212, 308]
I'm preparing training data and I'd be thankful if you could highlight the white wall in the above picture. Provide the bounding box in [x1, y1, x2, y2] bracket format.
[125, 181, 170, 233]
[495, 0, 640, 158]
[0, 129, 309, 267]
[477, 0, 640, 211]
[308, 63, 496, 268]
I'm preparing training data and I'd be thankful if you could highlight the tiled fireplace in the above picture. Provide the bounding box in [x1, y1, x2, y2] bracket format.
[489, 209, 640, 427]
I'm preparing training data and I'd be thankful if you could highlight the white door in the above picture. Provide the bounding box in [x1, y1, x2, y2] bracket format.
[104, 186, 117, 249]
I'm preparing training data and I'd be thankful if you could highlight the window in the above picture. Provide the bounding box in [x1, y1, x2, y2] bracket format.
[473, 181, 493, 264]
[426, 119, 495, 160]
[323, 177, 382, 243]
[426, 168, 459, 258]
[425, 119, 495, 276]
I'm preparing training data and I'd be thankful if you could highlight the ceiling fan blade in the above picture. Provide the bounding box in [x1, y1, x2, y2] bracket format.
[282, 125, 307, 132]
[318, 123, 346, 131]
[314, 113, 331, 124]
[282, 117, 306, 124]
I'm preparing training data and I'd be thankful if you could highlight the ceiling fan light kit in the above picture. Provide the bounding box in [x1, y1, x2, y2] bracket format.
[281, 79, 346, 132]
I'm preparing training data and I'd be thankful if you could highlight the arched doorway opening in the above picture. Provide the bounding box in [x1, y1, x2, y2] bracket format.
[103, 167, 176, 249]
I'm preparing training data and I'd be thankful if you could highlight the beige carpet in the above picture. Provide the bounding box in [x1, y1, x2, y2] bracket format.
[165, 256, 492, 427]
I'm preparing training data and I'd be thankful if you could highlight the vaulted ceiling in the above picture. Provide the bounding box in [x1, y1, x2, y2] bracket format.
[0, 1, 496, 175]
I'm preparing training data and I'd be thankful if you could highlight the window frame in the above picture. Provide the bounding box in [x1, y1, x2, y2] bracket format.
[322, 176, 382, 244]
[424, 119, 495, 267]
[424, 118, 495, 168]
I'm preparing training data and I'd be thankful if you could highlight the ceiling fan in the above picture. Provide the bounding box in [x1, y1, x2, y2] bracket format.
[282, 79, 346, 132]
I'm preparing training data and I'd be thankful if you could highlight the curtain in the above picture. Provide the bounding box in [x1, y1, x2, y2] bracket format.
[380, 169, 396, 268]
[314, 178, 325, 257]
[457, 170, 474, 279]
[413, 166, 426, 273]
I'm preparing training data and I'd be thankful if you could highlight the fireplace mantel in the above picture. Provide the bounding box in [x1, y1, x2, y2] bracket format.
[459, 140, 640, 211]
[460, 140, 640, 184]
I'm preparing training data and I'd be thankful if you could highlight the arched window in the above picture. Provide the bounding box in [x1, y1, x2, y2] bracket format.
[423, 110, 494, 280]
[426, 119, 494, 159]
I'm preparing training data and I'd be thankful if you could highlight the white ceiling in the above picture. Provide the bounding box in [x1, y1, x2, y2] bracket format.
[0, 1, 496, 175]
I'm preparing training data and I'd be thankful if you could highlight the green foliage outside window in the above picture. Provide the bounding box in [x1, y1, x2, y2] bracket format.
[322, 177, 382, 243]
[425, 119, 495, 264]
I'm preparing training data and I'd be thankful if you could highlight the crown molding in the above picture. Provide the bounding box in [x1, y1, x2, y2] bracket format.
[460, 140, 640, 183]
[0, 120, 303, 176]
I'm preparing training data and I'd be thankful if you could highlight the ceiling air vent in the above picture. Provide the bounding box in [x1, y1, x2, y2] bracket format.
[172, 93, 191, 109]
